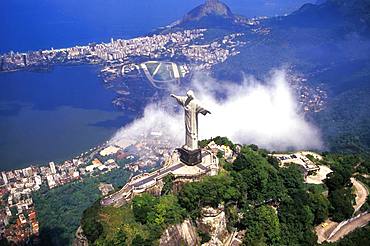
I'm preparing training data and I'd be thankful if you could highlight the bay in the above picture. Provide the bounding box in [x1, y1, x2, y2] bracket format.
[0, 0, 313, 53]
[0, 65, 133, 170]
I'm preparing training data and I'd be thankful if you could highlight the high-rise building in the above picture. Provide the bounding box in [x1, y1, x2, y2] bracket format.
[46, 175, 56, 189]
[1, 172, 8, 185]
[34, 175, 42, 186]
[49, 162, 57, 174]
[22, 167, 33, 177]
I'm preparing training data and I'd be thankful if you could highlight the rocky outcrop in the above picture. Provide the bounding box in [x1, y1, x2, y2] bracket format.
[145, 179, 164, 196]
[172, 176, 204, 194]
[72, 226, 89, 246]
[160, 219, 200, 246]
[159, 205, 244, 246]
[197, 205, 230, 245]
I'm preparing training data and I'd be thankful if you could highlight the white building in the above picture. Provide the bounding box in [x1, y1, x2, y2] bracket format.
[46, 175, 56, 189]
[5, 207, 11, 217]
[1, 172, 8, 185]
[99, 146, 120, 157]
[72, 171, 80, 178]
[34, 175, 42, 186]
[49, 162, 57, 174]
[22, 167, 33, 177]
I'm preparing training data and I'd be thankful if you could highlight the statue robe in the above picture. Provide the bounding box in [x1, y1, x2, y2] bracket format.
[172, 95, 210, 150]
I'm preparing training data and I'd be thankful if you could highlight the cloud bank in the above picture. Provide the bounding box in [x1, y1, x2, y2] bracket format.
[111, 70, 323, 151]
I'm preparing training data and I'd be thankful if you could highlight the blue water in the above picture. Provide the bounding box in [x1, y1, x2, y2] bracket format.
[0, 0, 313, 53]
[0, 0, 204, 53]
[0, 65, 134, 170]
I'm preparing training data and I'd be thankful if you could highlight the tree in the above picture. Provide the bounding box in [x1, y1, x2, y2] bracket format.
[325, 171, 351, 191]
[147, 195, 185, 228]
[199, 136, 236, 151]
[324, 154, 356, 191]
[161, 173, 175, 195]
[178, 182, 201, 217]
[110, 229, 127, 246]
[242, 205, 281, 246]
[278, 189, 317, 245]
[81, 218, 103, 243]
[278, 165, 304, 191]
[232, 147, 266, 171]
[80, 201, 104, 244]
[308, 187, 330, 225]
[132, 234, 151, 246]
[248, 144, 259, 151]
[225, 204, 239, 230]
[178, 175, 240, 215]
[328, 188, 354, 222]
[232, 162, 285, 204]
[132, 193, 158, 224]
[267, 155, 280, 168]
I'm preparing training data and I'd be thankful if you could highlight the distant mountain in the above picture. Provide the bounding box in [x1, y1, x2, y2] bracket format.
[201, 0, 370, 153]
[183, 0, 234, 21]
[162, 0, 370, 154]
[281, 0, 370, 34]
[170, 0, 242, 29]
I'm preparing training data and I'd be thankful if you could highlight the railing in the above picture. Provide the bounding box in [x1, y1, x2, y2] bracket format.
[327, 211, 369, 241]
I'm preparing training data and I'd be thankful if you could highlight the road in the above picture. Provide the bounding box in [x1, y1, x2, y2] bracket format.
[328, 213, 370, 242]
[132, 163, 184, 187]
[316, 177, 369, 244]
[351, 178, 369, 213]
[101, 162, 185, 206]
[315, 220, 338, 244]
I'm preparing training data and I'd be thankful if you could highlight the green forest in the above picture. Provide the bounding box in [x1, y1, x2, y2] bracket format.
[32, 168, 131, 246]
[80, 140, 370, 246]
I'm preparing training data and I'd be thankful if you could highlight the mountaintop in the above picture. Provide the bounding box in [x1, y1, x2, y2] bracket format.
[171, 0, 240, 29]
[183, 0, 234, 22]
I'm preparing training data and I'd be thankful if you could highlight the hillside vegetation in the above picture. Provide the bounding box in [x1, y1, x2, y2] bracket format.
[80, 139, 370, 245]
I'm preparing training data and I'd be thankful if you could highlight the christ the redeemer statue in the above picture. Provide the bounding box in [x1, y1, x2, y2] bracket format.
[171, 90, 211, 151]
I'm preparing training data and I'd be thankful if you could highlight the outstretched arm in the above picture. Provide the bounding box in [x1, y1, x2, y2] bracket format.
[170, 94, 187, 107]
[197, 105, 211, 115]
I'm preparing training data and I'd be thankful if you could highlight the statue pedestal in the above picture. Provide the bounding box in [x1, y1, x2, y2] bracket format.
[177, 147, 202, 166]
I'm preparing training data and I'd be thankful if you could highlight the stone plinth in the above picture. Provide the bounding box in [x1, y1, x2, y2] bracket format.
[177, 147, 202, 166]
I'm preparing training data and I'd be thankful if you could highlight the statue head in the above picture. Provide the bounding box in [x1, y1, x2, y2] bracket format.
[187, 90, 195, 99]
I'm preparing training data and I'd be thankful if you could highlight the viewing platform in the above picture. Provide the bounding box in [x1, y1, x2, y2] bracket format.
[101, 149, 219, 207]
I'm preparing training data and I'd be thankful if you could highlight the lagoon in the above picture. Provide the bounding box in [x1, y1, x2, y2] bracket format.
[0, 65, 133, 170]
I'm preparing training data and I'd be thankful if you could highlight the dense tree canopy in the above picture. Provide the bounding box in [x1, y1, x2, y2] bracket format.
[132, 193, 158, 224]
[178, 145, 325, 245]
[79, 139, 368, 246]
[242, 205, 281, 246]
[323, 154, 357, 222]
[81, 201, 104, 244]
[198, 136, 236, 151]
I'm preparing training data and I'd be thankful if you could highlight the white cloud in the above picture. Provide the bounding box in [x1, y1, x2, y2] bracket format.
[111, 69, 323, 151]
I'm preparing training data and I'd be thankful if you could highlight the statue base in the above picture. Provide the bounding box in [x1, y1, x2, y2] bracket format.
[177, 147, 202, 166]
